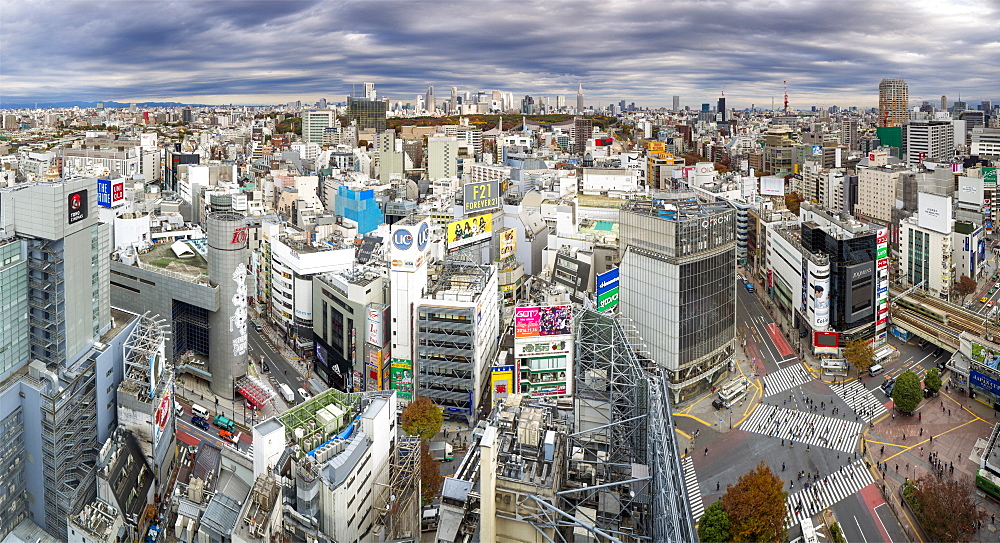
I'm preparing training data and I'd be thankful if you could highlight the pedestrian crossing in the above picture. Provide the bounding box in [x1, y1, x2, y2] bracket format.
[739, 404, 864, 453]
[681, 456, 705, 522]
[763, 365, 813, 397]
[829, 380, 888, 423]
[784, 459, 874, 527]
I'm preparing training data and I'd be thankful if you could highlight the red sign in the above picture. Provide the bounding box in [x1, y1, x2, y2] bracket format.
[767, 270, 774, 288]
[231, 226, 249, 244]
[112, 182, 124, 202]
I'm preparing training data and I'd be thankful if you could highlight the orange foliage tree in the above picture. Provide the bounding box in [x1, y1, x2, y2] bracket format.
[721, 461, 787, 542]
[400, 396, 444, 441]
[420, 442, 443, 501]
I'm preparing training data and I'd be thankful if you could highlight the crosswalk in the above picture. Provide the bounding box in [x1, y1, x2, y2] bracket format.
[763, 365, 813, 397]
[681, 456, 705, 522]
[829, 380, 888, 422]
[784, 460, 874, 527]
[739, 405, 864, 453]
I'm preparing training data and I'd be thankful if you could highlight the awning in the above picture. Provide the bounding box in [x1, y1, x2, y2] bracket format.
[236, 375, 276, 408]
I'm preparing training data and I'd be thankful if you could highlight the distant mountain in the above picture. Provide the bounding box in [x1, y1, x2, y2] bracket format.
[0, 100, 208, 110]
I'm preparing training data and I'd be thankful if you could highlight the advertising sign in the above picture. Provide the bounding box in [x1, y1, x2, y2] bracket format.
[874, 228, 889, 347]
[391, 219, 430, 271]
[596, 267, 620, 312]
[463, 180, 501, 214]
[812, 145, 823, 156]
[971, 370, 1000, 397]
[447, 213, 492, 251]
[514, 305, 573, 338]
[366, 348, 382, 391]
[68, 189, 88, 224]
[491, 365, 514, 397]
[552, 254, 591, 293]
[760, 176, 784, 196]
[153, 391, 171, 449]
[810, 265, 831, 328]
[499, 229, 517, 259]
[366, 304, 387, 346]
[97, 179, 112, 207]
[917, 193, 953, 234]
[514, 337, 572, 358]
[390, 358, 413, 400]
[813, 331, 840, 355]
[140, 133, 158, 150]
[984, 167, 998, 185]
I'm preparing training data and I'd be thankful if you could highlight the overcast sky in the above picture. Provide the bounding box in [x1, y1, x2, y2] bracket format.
[2, 0, 997, 108]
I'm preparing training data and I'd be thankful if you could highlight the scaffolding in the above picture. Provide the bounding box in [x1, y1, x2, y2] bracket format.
[374, 436, 421, 540]
[123, 313, 170, 397]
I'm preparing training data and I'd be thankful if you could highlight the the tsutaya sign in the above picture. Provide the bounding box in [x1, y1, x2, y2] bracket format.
[596, 268, 619, 312]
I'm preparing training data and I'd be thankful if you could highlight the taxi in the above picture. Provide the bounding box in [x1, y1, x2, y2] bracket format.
[982, 296, 990, 303]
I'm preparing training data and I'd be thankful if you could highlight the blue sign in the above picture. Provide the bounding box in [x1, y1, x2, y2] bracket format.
[971, 370, 1000, 397]
[416, 222, 430, 251]
[596, 267, 620, 296]
[392, 229, 413, 250]
[97, 178, 112, 207]
[980, 239, 987, 262]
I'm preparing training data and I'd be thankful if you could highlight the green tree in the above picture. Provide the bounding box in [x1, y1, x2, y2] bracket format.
[400, 396, 444, 441]
[842, 339, 875, 374]
[892, 371, 923, 413]
[698, 501, 731, 542]
[912, 475, 984, 542]
[924, 368, 942, 393]
[420, 442, 443, 501]
[721, 461, 786, 542]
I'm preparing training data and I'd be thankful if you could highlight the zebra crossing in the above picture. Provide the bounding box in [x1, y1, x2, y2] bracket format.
[681, 456, 705, 522]
[829, 380, 888, 422]
[763, 364, 813, 397]
[739, 404, 864, 453]
[784, 460, 874, 527]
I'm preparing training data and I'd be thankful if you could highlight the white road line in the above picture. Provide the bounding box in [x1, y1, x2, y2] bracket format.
[784, 460, 874, 527]
[681, 456, 705, 522]
[854, 516, 869, 543]
[741, 405, 863, 453]
[763, 365, 813, 397]
[829, 381, 888, 423]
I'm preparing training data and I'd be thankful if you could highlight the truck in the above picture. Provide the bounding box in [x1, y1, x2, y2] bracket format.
[429, 441, 454, 462]
[279, 383, 295, 403]
[212, 414, 235, 432]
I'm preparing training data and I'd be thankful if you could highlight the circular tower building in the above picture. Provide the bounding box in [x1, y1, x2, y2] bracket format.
[206, 211, 249, 399]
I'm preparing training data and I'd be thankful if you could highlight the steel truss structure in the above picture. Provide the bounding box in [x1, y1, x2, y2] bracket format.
[375, 436, 421, 539]
[522, 308, 696, 543]
[123, 312, 170, 395]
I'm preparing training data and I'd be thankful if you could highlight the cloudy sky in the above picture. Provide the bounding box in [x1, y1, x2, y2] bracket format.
[2, 0, 997, 108]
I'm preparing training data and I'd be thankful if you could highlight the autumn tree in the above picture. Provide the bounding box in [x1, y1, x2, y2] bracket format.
[924, 367, 942, 393]
[911, 475, 985, 542]
[784, 191, 804, 215]
[420, 442, 443, 501]
[842, 339, 875, 374]
[698, 501, 731, 543]
[892, 371, 923, 413]
[721, 461, 786, 542]
[400, 396, 444, 441]
[955, 275, 978, 298]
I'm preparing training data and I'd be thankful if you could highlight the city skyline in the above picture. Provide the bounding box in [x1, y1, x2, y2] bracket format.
[1, 0, 997, 109]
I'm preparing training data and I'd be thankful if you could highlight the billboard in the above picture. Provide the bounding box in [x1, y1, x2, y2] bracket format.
[68, 189, 88, 224]
[390, 219, 430, 271]
[813, 331, 840, 356]
[463, 180, 501, 214]
[958, 176, 983, 205]
[499, 229, 517, 259]
[491, 365, 515, 398]
[552, 254, 591, 293]
[366, 303, 388, 346]
[515, 305, 573, 338]
[917, 192, 953, 234]
[447, 213, 492, 251]
[140, 133, 157, 150]
[153, 390, 172, 450]
[390, 358, 413, 400]
[514, 337, 572, 358]
[596, 268, 620, 312]
[809, 263, 831, 328]
[760, 176, 784, 196]
[984, 167, 997, 185]
[366, 348, 383, 391]
[874, 228, 889, 347]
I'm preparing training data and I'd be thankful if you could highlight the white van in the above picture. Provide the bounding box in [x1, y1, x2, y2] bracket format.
[175, 403, 185, 417]
[191, 404, 210, 419]
[869, 364, 885, 376]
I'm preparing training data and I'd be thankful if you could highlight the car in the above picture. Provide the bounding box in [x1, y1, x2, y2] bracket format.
[261, 361, 270, 373]
[991, 288, 997, 294]
[933, 347, 944, 357]
[298, 387, 312, 401]
[191, 416, 209, 430]
[712, 399, 726, 410]
[982, 296, 990, 303]
[799, 329, 809, 338]
[881, 378, 896, 396]
[989, 301, 995, 308]
[253, 322, 263, 332]
[995, 282, 1000, 289]
[219, 429, 235, 442]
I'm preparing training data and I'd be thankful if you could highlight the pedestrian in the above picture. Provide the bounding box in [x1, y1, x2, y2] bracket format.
[717, 481, 720, 491]
[782, 462, 786, 471]
[920, 428, 923, 436]
[896, 464, 899, 472]
[949, 408, 952, 416]
[705, 447, 709, 456]
[930, 434, 933, 442]
[881, 445, 885, 455]
[919, 412, 922, 421]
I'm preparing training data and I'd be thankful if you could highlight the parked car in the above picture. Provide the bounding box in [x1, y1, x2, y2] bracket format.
[219, 429, 235, 442]
[191, 416, 209, 430]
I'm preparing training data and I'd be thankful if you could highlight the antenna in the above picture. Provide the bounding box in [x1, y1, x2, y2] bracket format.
[783, 81, 789, 112]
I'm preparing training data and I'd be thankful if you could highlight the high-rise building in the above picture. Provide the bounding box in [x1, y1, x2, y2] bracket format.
[941, 95, 948, 111]
[573, 116, 592, 155]
[673, 95, 680, 111]
[717, 96, 727, 122]
[878, 78, 908, 127]
[618, 194, 736, 402]
[302, 109, 338, 144]
[982, 100, 993, 114]
[363, 81, 376, 100]
[425, 85, 435, 113]
[427, 136, 458, 180]
[576, 83, 584, 113]
[842, 118, 860, 151]
[450, 86, 458, 115]
[347, 96, 387, 131]
[903, 119, 955, 164]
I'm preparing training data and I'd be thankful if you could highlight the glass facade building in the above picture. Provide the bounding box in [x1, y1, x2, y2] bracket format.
[619, 193, 736, 402]
[347, 96, 387, 131]
[0, 239, 28, 380]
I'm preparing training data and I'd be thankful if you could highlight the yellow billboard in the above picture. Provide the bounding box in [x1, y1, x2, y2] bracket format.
[499, 228, 516, 259]
[447, 213, 492, 251]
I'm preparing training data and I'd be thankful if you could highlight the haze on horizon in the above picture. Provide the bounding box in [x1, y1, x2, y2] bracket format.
[1, 0, 997, 109]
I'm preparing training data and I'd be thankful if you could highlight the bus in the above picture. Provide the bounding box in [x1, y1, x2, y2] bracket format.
[717, 378, 749, 408]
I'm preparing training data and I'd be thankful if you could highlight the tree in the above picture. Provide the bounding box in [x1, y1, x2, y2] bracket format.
[400, 396, 444, 441]
[721, 461, 786, 542]
[420, 442, 443, 501]
[892, 371, 923, 413]
[698, 501, 731, 543]
[911, 475, 985, 542]
[924, 367, 942, 393]
[842, 339, 875, 374]
[784, 191, 805, 215]
[955, 275, 978, 298]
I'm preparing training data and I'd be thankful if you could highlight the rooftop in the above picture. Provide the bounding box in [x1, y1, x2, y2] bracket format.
[621, 190, 731, 221]
[137, 241, 209, 281]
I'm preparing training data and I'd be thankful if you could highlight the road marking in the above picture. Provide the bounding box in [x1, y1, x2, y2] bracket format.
[681, 456, 705, 522]
[741, 404, 864, 453]
[763, 365, 813, 397]
[873, 503, 893, 543]
[784, 460, 874, 527]
[829, 380, 889, 423]
[854, 516, 869, 543]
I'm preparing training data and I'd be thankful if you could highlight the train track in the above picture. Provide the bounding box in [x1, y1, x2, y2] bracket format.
[909, 295, 986, 335]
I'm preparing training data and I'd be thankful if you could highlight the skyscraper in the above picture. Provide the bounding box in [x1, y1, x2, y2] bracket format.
[363, 81, 376, 100]
[672, 95, 680, 111]
[941, 95, 947, 111]
[576, 83, 584, 113]
[426, 85, 435, 113]
[717, 96, 727, 122]
[347, 96, 387, 131]
[450, 86, 458, 115]
[878, 78, 908, 127]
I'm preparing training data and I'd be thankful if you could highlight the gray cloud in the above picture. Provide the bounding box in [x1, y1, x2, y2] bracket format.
[1, 0, 996, 107]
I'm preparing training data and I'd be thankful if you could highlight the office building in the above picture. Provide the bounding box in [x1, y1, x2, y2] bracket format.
[717, 96, 727, 122]
[312, 269, 387, 391]
[855, 150, 909, 226]
[576, 83, 584, 113]
[903, 119, 955, 164]
[347, 96, 387, 131]
[302, 110, 338, 145]
[427, 136, 458, 180]
[971, 128, 1000, 158]
[618, 193, 736, 402]
[426, 86, 435, 113]
[842, 118, 860, 151]
[878, 78, 908, 127]
[899, 203, 955, 299]
[673, 95, 680, 111]
[573, 117, 592, 155]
